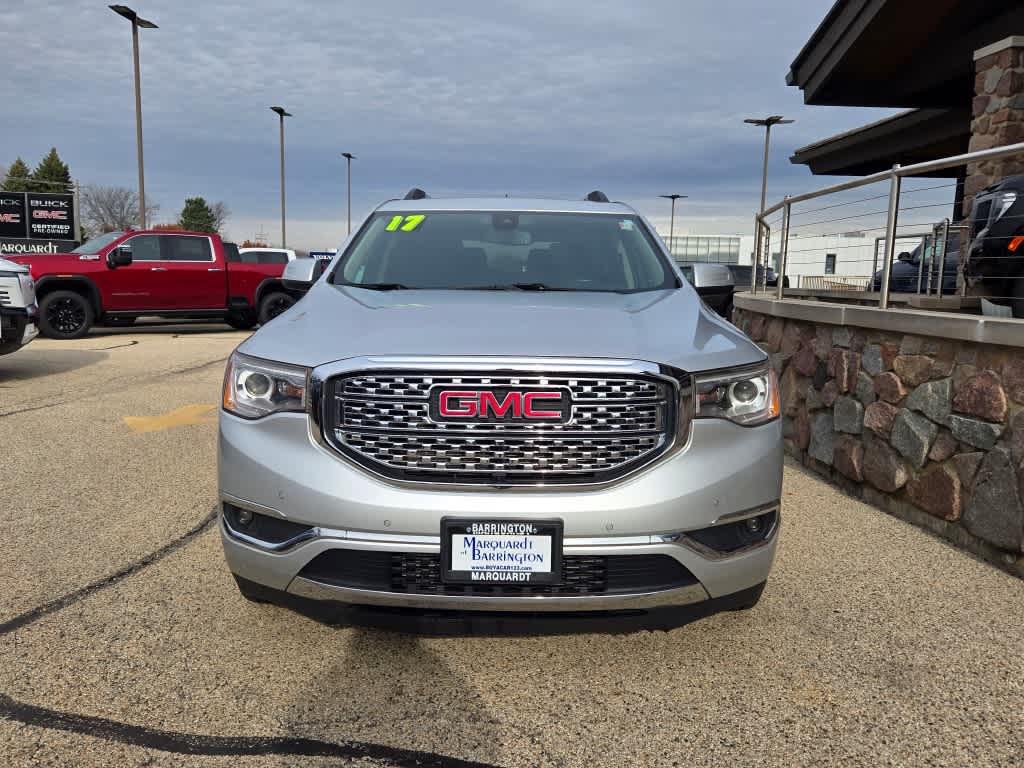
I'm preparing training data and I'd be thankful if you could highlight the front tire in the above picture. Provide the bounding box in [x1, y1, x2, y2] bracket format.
[225, 310, 257, 330]
[39, 290, 94, 339]
[258, 292, 295, 324]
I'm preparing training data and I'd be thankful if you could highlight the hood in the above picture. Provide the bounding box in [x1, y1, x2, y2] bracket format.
[0, 257, 31, 274]
[240, 283, 765, 374]
[6, 251, 97, 269]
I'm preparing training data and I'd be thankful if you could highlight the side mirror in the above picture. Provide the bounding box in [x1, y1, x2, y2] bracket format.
[897, 251, 913, 263]
[108, 245, 133, 268]
[282, 258, 320, 291]
[688, 263, 734, 289]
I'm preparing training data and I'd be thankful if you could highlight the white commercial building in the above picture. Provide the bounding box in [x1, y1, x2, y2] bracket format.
[659, 230, 927, 289]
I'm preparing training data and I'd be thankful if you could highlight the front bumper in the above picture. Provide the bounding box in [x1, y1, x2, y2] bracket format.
[219, 407, 783, 612]
[0, 304, 38, 352]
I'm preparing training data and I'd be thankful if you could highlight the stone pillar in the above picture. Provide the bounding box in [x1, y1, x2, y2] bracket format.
[962, 36, 1024, 218]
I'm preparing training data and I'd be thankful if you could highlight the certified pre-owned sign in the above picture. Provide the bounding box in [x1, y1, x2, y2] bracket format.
[0, 191, 76, 243]
[27, 193, 74, 240]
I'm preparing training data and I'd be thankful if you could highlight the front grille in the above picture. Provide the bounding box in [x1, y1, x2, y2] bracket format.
[323, 369, 680, 484]
[0, 289, 11, 307]
[341, 399, 662, 433]
[299, 551, 697, 597]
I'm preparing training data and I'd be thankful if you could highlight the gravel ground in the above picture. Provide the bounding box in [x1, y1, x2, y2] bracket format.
[1, 331, 1022, 767]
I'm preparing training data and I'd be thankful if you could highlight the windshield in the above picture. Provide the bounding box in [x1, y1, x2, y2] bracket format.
[72, 231, 124, 253]
[332, 212, 677, 292]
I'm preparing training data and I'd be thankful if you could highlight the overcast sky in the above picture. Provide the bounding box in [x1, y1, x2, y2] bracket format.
[2, 1, 898, 248]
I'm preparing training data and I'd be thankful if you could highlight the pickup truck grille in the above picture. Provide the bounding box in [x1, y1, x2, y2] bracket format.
[323, 370, 679, 485]
[0, 289, 11, 307]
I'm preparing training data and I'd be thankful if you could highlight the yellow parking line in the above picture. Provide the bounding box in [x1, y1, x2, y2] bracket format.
[122, 404, 218, 433]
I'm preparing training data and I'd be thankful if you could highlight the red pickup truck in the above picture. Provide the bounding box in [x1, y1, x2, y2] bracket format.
[9, 229, 299, 338]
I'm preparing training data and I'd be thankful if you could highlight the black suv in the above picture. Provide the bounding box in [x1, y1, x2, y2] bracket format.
[968, 174, 1024, 317]
[871, 231, 962, 295]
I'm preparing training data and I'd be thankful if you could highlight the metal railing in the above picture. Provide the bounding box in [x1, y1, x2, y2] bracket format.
[750, 141, 1024, 309]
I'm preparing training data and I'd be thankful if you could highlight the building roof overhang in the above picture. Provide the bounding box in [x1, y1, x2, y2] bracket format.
[790, 107, 970, 176]
[787, 0, 1024, 108]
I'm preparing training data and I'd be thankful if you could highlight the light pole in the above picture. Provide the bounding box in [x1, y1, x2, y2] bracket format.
[270, 106, 292, 247]
[341, 152, 356, 234]
[659, 194, 687, 258]
[109, 5, 157, 230]
[744, 115, 794, 214]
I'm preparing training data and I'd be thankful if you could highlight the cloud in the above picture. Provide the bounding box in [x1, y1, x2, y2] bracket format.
[2, 0, 900, 248]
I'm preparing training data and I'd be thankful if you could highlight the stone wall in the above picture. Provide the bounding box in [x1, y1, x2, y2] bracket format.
[963, 36, 1024, 217]
[733, 307, 1024, 578]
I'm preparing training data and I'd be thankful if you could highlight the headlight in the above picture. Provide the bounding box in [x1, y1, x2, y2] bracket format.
[995, 191, 1017, 222]
[222, 352, 308, 419]
[694, 364, 779, 426]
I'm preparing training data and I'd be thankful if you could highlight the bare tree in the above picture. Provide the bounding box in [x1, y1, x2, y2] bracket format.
[80, 185, 159, 234]
[210, 201, 230, 234]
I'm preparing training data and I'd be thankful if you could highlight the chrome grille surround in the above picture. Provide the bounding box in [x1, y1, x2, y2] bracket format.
[310, 357, 688, 487]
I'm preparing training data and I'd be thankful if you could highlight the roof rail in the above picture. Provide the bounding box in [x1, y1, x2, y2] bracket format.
[585, 190, 610, 203]
[404, 187, 429, 200]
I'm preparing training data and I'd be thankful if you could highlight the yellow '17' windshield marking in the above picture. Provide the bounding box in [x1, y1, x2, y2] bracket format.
[385, 214, 426, 232]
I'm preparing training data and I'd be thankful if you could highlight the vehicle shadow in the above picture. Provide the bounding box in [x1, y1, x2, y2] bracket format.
[269, 591, 724, 637]
[87, 321, 242, 338]
[278, 626, 508, 767]
[0, 348, 108, 384]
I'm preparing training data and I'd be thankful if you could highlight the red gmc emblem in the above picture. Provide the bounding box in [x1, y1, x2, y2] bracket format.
[430, 387, 569, 423]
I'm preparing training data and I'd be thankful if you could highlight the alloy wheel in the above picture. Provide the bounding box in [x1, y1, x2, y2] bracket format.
[47, 297, 86, 334]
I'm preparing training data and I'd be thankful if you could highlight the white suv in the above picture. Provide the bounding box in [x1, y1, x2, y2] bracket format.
[0, 257, 39, 355]
[238, 247, 298, 264]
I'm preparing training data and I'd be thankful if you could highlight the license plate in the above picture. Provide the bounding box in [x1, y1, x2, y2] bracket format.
[440, 518, 563, 585]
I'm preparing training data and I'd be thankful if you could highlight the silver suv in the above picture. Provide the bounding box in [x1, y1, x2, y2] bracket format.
[218, 192, 782, 621]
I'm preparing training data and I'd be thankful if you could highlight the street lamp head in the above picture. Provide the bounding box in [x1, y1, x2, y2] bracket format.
[744, 115, 794, 127]
[659, 194, 687, 201]
[109, 5, 157, 27]
[270, 106, 292, 118]
[341, 152, 356, 160]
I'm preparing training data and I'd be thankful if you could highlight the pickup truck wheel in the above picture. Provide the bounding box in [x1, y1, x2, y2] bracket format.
[225, 311, 257, 330]
[39, 290, 94, 339]
[258, 292, 295, 324]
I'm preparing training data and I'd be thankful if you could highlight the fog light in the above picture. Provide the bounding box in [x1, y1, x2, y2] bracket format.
[236, 507, 254, 526]
[685, 509, 778, 555]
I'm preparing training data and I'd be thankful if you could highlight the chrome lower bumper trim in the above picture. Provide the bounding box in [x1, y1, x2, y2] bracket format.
[286, 577, 710, 612]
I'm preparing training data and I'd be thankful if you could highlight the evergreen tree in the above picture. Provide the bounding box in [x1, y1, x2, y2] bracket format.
[178, 197, 217, 233]
[31, 147, 71, 193]
[2, 157, 32, 192]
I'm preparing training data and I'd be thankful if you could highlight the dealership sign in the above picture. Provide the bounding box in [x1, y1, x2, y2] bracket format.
[0, 191, 77, 254]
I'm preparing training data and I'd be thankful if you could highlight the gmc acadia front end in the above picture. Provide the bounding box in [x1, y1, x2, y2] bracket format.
[218, 194, 783, 623]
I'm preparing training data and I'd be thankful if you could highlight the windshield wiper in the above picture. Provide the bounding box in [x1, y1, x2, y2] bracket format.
[455, 283, 570, 292]
[347, 282, 408, 291]
[510, 282, 558, 291]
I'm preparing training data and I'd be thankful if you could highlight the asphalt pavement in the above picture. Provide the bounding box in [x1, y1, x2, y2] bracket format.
[1, 326, 1022, 768]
